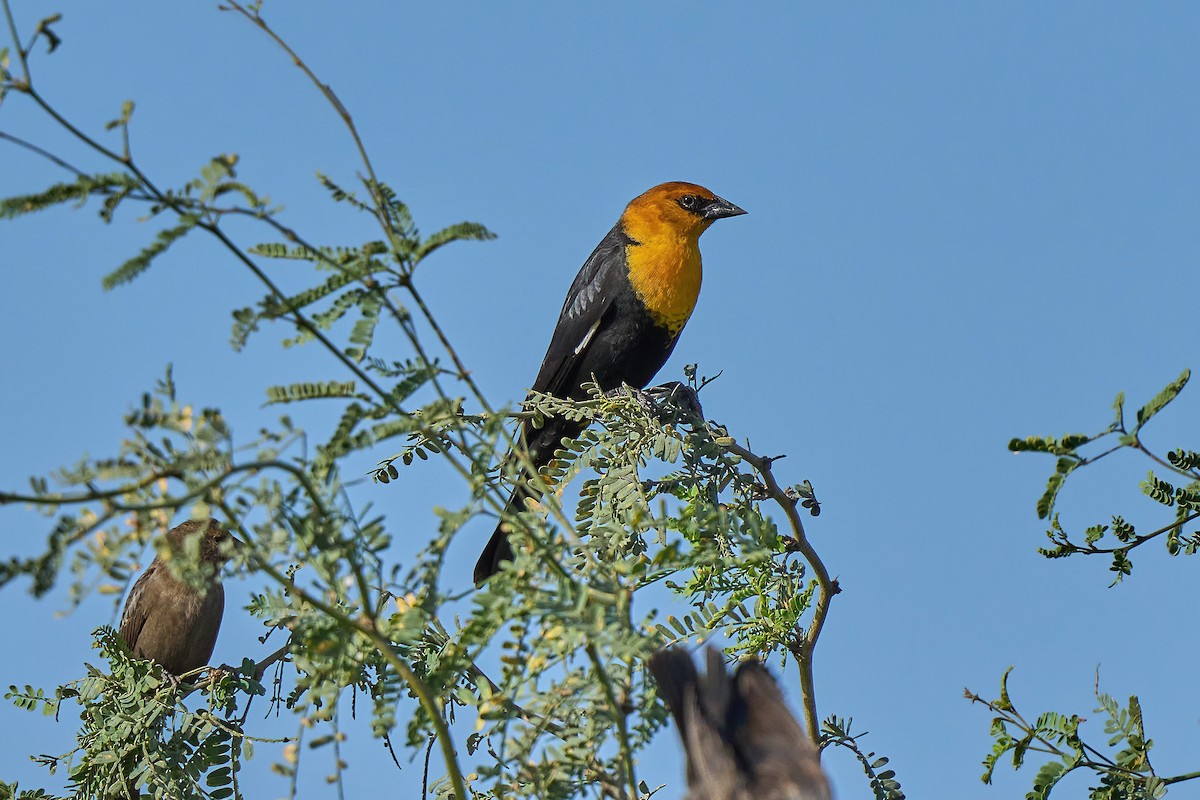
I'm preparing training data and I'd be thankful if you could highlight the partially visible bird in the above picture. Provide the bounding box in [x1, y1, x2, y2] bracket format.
[475, 182, 746, 583]
[118, 518, 236, 678]
[649, 647, 832, 800]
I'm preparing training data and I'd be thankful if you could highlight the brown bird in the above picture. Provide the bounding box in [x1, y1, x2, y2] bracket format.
[649, 647, 832, 800]
[117, 518, 236, 678]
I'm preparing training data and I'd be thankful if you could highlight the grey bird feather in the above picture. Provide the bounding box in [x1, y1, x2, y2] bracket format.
[117, 518, 237, 678]
[649, 647, 832, 800]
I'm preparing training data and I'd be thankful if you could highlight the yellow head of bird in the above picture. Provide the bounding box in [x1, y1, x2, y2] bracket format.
[621, 181, 746, 242]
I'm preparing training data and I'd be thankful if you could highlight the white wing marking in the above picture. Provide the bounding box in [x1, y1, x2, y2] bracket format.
[573, 318, 601, 356]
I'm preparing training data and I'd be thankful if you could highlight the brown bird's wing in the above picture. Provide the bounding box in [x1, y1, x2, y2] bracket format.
[651, 648, 730, 789]
[649, 648, 701, 763]
[650, 647, 831, 800]
[681, 688, 744, 800]
[117, 562, 163, 654]
[733, 660, 831, 800]
[529, 224, 633, 399]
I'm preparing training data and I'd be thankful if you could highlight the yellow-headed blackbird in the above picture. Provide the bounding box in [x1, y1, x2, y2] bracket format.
[118, 518, 236, 677]
[650, 647, 831, 800]
[475, 182, 745, 583]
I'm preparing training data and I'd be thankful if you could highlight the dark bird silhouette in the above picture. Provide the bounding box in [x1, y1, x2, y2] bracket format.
[118, 518, 236, 677]
[649, 647, 831, 800]
[475, 182, 746, 583]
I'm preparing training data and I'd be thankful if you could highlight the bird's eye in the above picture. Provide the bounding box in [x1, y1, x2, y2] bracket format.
[678, 195, 700, 211]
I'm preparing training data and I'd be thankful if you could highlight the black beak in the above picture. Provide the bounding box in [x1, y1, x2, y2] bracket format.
[702, 195, 747, 220]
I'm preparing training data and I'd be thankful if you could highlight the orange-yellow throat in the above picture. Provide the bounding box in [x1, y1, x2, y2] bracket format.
[623, 231, 704, 335]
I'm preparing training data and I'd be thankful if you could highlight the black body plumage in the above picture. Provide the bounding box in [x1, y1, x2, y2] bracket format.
[474, 182, 744, 583]
[474, 224, 678, 582]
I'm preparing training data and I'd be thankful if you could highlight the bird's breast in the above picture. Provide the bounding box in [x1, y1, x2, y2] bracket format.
[623, 236, 702, 335]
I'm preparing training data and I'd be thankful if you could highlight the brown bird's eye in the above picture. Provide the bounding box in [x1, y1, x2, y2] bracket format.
[678, 195, 700, 211]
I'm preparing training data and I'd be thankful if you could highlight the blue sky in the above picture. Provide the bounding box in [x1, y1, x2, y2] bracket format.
[3, 2, 1200, 797]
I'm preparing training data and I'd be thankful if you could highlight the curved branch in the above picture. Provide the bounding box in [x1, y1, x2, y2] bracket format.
[0, 468, 181, 506]
[723, 440, 836, 747]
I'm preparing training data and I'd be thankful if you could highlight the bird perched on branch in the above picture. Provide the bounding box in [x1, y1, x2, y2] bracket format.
[474, 182, 746, 583]
[118, 518, 237, 677]
[649, 647, 831, 800]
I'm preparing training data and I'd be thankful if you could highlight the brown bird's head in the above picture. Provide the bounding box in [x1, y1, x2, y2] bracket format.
[162, 518, 240, 573]
[622, 182, 746, 241]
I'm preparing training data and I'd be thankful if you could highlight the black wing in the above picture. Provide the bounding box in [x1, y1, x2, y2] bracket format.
[529, 224, 632, 398]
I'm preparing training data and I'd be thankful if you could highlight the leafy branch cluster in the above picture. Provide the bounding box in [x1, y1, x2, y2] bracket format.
[5, 628, 270, 800]
[820, 717, 904, 800]
[971, 371, 1199, 797]
[1008, 370, 1199, 585]
[967, 666, 1200, 800]
[0, 4, 879, 800]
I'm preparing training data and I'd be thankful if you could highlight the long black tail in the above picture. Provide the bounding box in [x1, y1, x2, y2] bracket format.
[474, 415, 584, 584]
[474, 496, 520, 584]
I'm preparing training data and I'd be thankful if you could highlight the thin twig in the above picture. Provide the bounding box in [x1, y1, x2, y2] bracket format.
[586, 643, 638, 800]
[253, 557, 470, 800]
[1072, 510, 1200, 555]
